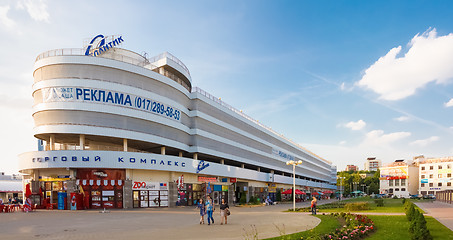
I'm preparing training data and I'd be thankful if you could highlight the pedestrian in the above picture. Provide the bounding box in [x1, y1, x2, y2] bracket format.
[205, 195, 215, 225]
[219, 198, 229, 225]
[311, 196, 317, 215]
[197, 198, 206, 224]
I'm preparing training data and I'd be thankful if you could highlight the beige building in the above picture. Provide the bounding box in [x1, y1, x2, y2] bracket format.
[364, 157, 381, 172]
[417, 157, 453, 196]
[379, 160, 419, 197]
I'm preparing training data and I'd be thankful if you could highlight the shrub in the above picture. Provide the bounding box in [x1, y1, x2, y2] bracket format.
[374, 199, 384, 207]
[345, 202, 370, 211]
[393, 195, 399, 199]
[402, 198, 407, 205]
[409, 209, 420, 234]
[239, 194, 247, 204]
[406, 204, 415, 221]
[413, 212, 432, 240]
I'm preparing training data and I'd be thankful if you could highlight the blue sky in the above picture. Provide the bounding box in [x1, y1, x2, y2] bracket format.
[1, 0, 453, 174]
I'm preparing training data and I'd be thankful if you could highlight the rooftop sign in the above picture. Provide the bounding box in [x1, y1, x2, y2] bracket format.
[85, 34, 124, 57]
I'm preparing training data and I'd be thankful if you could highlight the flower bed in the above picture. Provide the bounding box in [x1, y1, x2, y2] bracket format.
[319, 213, 375, 240]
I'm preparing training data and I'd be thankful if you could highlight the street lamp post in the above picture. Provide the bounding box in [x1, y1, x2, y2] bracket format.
[286, 160, 303, 211]
[339, 177, 345, 201]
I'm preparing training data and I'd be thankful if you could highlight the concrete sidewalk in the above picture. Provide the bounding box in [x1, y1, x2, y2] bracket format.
[414, 201, 453, 231]
[0, 200, 338, 240]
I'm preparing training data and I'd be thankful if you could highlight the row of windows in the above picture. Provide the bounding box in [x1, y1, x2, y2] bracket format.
[420, 182, 452, 187]
[388, 179, 406, 186]
[421, 173, 452, 179]
[421, 164, 452, 170]
[389, 188, 406, 193]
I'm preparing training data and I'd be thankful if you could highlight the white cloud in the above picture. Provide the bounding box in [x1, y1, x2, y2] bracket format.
[445, 98, 453, 107]
[362, 130, 411, 146]
[394, 116, 410, 122]
[356, 28, 453, 100]
[0, 5, 15, 29]
[17, 0, 49, 22]
[410, 136, 439, 147]
[343, 119, 366, 130]
[339, 140, 346, 145]
[340, 82, 346, 91]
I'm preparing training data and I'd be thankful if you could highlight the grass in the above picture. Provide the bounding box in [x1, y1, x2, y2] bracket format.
[316, 197, 424, 213]
[366, 215, 453, 240]
[263, 215, 342, 240]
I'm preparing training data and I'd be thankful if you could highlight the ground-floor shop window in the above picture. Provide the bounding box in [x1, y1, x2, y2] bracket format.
[133, 190, 168, 207]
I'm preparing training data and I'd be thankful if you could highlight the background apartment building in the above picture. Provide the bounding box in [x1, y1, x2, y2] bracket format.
[417, 156, 453, 196]
[364, 157, 381, 172]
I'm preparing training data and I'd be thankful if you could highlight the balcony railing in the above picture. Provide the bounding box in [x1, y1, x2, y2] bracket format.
[35, 48, 190, 79]
[191, 87, 331, 164]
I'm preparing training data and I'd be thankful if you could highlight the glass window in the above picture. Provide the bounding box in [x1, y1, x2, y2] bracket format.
[430, 166, 434, 170]
[421, 183, 425, 187]
[439, 174, 443, 178]
[401, 179, 406, 185]
[448, 182, 452, 187]
[439, 165, 443, 170]
[395, 188, 399, 191]
[45, 182, 52, 190]
[448, 173, 452, 178]
[430, 174, 433, 178]
[421, 175, 425, 178]
[448, 165, 451, 169]
[429, 183, 433, 187]
[389, 180, 393, 186]
[401, 188, 406, 191]
[52, 181, 62, 191]
[421, 166, 425, 170]
[395, 179, 400, 186]
[438, 182, 442, 187]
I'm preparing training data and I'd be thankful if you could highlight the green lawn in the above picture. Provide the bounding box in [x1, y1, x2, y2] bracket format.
[367, 215, 453, 240]
[263, 215, 342, 240]
[317, 197, 424, 213]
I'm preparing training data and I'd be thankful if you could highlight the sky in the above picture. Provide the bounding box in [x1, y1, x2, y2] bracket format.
[1, 0, 453, 174]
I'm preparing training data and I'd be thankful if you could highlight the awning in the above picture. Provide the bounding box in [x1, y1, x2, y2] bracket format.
[282, 189, 306, 195]
[0, 181, 23, 193]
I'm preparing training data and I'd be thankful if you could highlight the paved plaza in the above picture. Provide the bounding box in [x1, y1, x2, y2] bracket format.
[414, 201, 453, 231]
[0, 200, 332, 240]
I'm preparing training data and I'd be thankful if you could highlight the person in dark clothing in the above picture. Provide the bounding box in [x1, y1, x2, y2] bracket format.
[219, 198, 229, 225]
[197, 198, 206, 224]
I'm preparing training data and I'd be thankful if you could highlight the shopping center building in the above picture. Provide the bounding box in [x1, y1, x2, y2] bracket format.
[379, 160, 419, 197]
[18, 35, 337, 209]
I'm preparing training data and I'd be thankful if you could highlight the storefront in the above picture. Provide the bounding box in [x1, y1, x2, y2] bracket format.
[76, 169, 125, 209]
[132, 181, 169, 208]
[38, 175, 70, 208]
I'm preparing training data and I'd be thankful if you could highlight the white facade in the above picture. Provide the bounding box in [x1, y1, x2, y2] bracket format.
[379, 161, 419, 197]
[19, 36, 336, 209]
[418, 157, 453, 195]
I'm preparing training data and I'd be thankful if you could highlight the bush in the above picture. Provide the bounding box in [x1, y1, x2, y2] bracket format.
[393, 195, 399, 199]
[408, 208, 433, 240]
[413, 212, 432, 240]
[345, 202, 370, 211]
[406, 204, 415, 221]
[409, 209, 420, 234]
[239, 194, 246, 204]
[402, 198, 407, 205]
[374, 199, 384, 207]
